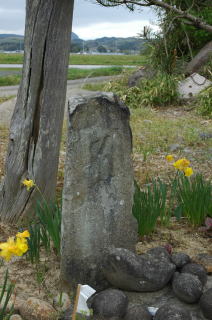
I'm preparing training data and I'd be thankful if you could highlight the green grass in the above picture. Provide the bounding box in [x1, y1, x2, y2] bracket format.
[0, 53, 23, 64]
[0, 75, 21, 86]
[0, 96, 14, 103]
[67, 67, 123, 80]
[69, 54, 147, 65]
[0, 53, 146, 66]
[0, 67, 123, 86]
[82, 82, 108, 91]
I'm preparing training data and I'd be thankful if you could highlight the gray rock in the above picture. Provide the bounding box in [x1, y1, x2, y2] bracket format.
[19, 297, 57, 320]
[87, 289, 128, 318]
[200, 288, 212, 320]
[124, 303, 152, 320]
[199, 132, 212, 140]
[172, 272, 203, 303]
[103, 247, 176, 292]
[146, 246, 171, 261]
[171, 253, 191, 269]
[124, 283, 208, 320]
[143, 119, 153, 125]
[61, 93, 137, 290]
[154, 304, 192, 320]
[181, 263, 207, 286]
[128, 68, 155, 87]
[194, 253, 212, 274]
[178, 73, 211, 99]
[169, 143, 181, 152]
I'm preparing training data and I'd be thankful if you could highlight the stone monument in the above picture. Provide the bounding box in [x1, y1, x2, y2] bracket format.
[60, 92, 137, 290]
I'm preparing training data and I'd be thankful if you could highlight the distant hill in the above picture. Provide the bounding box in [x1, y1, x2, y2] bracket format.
[70, 36, 147, 54]
[0, 32, 79, 51]
[0, 33, 146, 54]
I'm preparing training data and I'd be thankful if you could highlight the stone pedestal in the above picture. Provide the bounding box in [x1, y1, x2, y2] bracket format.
[60, 93, 137, 290]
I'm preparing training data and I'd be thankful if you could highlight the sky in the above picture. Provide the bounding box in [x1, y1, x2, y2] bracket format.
[0, 0, 159, 40]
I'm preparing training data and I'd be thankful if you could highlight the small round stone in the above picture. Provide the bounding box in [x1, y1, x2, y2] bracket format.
[87, 289, 128, 318]
[172, 272, 203, 303]
[154, 304, 192, 320]
[181, 263, 207, 286]
[200, 288, 212, 320]
[171, 252, 191, 269]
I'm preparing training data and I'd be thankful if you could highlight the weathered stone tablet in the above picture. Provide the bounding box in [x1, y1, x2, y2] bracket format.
[60, 92, 137, 290]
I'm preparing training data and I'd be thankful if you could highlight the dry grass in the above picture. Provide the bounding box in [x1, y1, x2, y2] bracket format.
[131, 106, 212, 185]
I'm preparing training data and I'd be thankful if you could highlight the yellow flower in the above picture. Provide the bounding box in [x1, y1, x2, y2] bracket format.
[0, 234, 29, 261]
[22, 179, 35, 191]
[0, 237, 16, 261]
[14, 238, 28, 256]
[16, 230, 30, 239]
[184, 167, 193, 177]
[166, 154, 174, 162]
[0, 242, 12, 261]
[173, 158, 190, 171]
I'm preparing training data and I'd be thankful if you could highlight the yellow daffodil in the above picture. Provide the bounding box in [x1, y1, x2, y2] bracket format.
[0, 242, 13, 261]
[173, 158, 190, 171]
[22, 179, 35, 191]
[0, 232, 29, 261]
[0, 237, 16, 261]
[16, 230, 30, 239]
[184, 167, 193, 177]
[166, 154, 174, 162]
[14, 238, 28, 256]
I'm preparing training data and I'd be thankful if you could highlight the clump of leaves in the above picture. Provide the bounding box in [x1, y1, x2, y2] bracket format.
[174, 174, 212, 226]
[105, 72, 179, 108]
[35, 200, 61, 255]
[196, 86, 212, 118]
[0, 269, 15, 320]
[27, 200, 61, 264]
[133, 179, 170, 237]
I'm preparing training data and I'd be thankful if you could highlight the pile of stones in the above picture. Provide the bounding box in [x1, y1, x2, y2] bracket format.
[80, 247, 212, 320]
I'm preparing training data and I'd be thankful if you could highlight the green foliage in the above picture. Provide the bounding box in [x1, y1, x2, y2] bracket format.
[27, 200, 61, 264]
[0, 53, 147, 66]
[105, 72, 179, 107]
[133, 179, 170, 237]
[0, 270, 15, 320]
[196, 86, 212, 118]
[35, 200, 61, 255]
[143, 1, 212, 74]
[0, 75, 21, 86]
[67, 67, 123, 80]
[27, 224, 42, 264]
[133, 172, 212, 236]
[174, 173, 212, 226]
[0, 67, 124, 86]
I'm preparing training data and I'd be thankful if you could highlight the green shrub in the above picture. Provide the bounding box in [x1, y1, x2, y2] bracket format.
[174, 173, 212, 226]
[27, 199, 61, 264]
[133, 179, 170, 237]
[35, 200, 61, 255]
[105, 72, 179, 108]
[27, 224, 42, 264]
[196, 86, 212, 118]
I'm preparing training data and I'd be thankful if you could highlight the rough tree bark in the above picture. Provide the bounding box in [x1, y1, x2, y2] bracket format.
[0, 0, 74, 223]
[185, 40, 212, 75]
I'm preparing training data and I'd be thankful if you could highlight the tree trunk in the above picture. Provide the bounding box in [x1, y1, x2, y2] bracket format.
[0, 0, 74, 223]
[185, 40, 212, 75]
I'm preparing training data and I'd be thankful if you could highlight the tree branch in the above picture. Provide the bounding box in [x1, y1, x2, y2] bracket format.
[96, 0, 212, 33]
